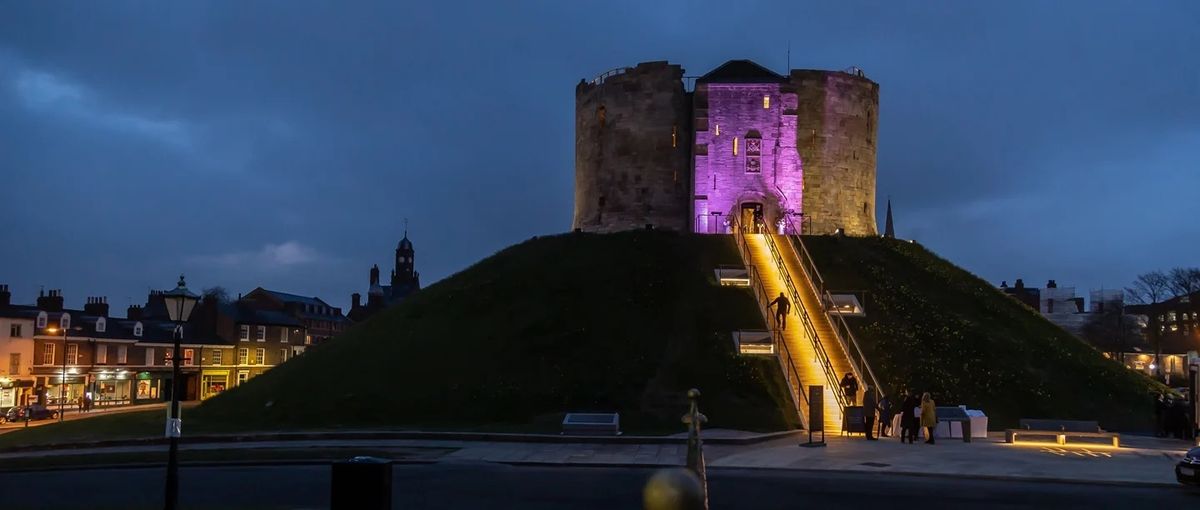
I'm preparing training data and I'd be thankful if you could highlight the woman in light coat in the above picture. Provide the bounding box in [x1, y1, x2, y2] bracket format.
[920, 392, 937, 444]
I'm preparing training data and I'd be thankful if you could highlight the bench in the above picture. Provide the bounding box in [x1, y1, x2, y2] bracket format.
[1005, 419, 1120, 447]
[561, 413, 620, 436]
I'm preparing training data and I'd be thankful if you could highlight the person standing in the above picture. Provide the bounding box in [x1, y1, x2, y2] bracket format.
[900, 390, 919, 444]
[920, 392, 938, 444]
[878, 394, 893, 438]
[840, 372, 859, 406]
[767, 292, 790, 330]
[862, 386, 878, 440]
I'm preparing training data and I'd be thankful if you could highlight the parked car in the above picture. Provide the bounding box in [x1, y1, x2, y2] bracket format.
[3, 404, 58, 422]
[0, 406, 10, 423]
[1178, 446, 1200, 487]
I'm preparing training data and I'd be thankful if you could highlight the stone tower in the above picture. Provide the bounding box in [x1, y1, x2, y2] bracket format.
[573, 61, 691, 232]
[392, 232, 417, 289]
[790, 69, 879, 236]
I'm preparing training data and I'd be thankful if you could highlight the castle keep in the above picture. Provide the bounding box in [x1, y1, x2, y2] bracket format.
[574, 60, 879, 236]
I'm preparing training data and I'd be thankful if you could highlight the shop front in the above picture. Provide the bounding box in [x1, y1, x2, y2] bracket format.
[94, 370, 133, 407]
[46, 374, 86, 407]
[132, 371, 166, 404]
[201, 370, 228, 400]
[0, 379, 33, 407]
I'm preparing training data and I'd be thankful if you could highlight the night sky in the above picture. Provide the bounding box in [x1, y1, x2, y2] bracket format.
[1, 1, 1197, 312]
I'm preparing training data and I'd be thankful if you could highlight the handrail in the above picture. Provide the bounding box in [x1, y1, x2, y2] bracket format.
[758, 229, 849, 410]
[781, 218, 885, 400]
[733, 222, 807, 427]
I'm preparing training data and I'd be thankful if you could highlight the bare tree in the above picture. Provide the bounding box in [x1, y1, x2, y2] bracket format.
[1081, 305, 1141, 361]
[202, 286, 230, 304]
[1167, 267, 1200, 297]
[1126, 271, 1170, 305]
[1126, 271, 1171, 381]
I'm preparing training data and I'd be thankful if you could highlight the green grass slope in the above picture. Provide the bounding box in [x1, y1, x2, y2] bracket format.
[194, 231, 798, 434]
[802, 236, 1162, 431]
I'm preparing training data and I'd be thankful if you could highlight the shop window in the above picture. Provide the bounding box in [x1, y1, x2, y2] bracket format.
[254, 348, 265, 365]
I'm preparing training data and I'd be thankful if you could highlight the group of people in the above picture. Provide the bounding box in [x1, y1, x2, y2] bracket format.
[1154, 392, 1195, 440]
[851, 379, 940, 445]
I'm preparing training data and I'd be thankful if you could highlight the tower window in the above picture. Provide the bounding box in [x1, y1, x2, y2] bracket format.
[714, 124, 720, 136]
[733, 137, 739, 156]
[763, 96, 770, 109]
[745, 137, 762, 173]
[597, 105, 606, 128]
[672, 125, 677, 148]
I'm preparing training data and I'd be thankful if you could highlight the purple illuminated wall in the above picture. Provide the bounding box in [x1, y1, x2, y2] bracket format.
[692, 83, 802, 234]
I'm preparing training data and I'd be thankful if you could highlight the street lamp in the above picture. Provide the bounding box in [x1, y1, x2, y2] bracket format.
[44, 323, 75, 422]
[161, 275, 199, 510]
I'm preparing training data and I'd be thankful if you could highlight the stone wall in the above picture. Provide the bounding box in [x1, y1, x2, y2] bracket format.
[692, 83, 802, 233]
[573, 62, 690, 233]
[791, 70, 879, 236]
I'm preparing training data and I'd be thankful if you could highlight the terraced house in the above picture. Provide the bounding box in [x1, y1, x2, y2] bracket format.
[0, 282, 332, 408]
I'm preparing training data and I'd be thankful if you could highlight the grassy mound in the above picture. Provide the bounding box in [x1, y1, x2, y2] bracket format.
[803, 236, 1162, 431]
[192, 231, 797, 434]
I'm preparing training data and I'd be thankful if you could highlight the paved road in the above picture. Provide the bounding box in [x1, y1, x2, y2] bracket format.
[0, 402, 166, 434]
[0, 462, 1195, 509]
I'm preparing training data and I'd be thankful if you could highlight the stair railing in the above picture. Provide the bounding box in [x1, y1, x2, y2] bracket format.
[757, 228, 849, 410]
[782, 218, 885, 400]
[733, 220, 808, 427]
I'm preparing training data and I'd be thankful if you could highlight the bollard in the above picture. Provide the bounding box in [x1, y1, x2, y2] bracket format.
[681, 388, 708, 510]
[330, 456, 392, 510]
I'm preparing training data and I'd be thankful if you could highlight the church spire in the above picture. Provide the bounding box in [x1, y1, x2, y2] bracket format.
[884, 198, 895, 238]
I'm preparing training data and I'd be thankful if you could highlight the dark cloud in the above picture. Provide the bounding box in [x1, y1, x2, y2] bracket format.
[1, 1, 1197, 310]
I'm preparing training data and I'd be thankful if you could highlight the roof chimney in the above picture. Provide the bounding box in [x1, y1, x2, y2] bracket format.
[0, 284, 10, 307]
[1014, 279, 1025, 289]
[127, 305, 144, 321]
[1047, 280, 1057, 289]
[351, 293, 361, 309]
[84, 296, 110, 317]
[38, 289, 65, 312]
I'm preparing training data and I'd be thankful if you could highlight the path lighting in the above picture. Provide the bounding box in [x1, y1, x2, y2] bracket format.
[161, 275, 199, 510]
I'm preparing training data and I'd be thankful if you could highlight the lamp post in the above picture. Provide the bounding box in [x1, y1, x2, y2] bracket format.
[45, 324, 73, 422]
[161, 275, 199, 510]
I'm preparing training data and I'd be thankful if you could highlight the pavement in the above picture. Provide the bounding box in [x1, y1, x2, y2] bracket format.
[0, 429, 1193, 487]
[0, 402, 166, 434]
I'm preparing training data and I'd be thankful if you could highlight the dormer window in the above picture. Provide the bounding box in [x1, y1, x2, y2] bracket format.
[36, 312, 47, 329]
[96, 317, 106, 333]
[133, 322, 143, 337]
[60, 313, 71, 330]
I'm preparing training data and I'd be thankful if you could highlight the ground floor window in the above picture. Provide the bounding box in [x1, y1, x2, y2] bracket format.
[135, 378, 161, 400]
[97, 380, 132, 405]
[201, 373, 228, 400]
